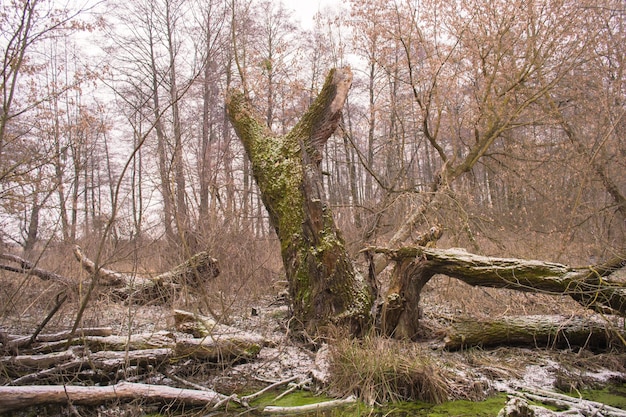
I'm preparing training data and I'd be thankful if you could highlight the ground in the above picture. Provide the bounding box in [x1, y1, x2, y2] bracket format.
[1, 247, 626, 416]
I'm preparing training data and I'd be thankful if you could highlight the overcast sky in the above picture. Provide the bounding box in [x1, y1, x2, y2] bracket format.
[282, 0, 344, 29]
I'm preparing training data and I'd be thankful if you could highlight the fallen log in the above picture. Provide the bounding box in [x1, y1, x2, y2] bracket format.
[173, 309, 259, 337]
[33, 330, 176, 353]
[444, 315, 624, 350]
[0, 382, 229, 414]
[173, 309, 217, 337]
[1, 349, 78, 373]
[73, 246, 219, 303]
[25, 330, 264, 362]
[7, 348, 173, 385]
[175, 334, 264, 362]
[4, 327, 113, 352]
[371, 246, 626, 319]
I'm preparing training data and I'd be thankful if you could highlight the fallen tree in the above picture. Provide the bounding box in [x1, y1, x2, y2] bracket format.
[371, 246, 626, 339]
[0, 247, 220, 306]
[444, 315, 625, 350]
[72, 245, 220, 303]
[0, 253, 74, 287]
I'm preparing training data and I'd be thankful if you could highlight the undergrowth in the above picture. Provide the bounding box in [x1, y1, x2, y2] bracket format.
[328, 336, 449, 405]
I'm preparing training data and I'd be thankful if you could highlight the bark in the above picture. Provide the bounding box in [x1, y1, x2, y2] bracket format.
[227, 67, 373, 335]
[372, 246, 626, 319]
[424, 248, 626, 315]
[4, 327, 112, 353]
[370, 226, 443, 339]
[0, 382, 228, 414]
[73, 245, 219, 303]
[444, 315, 625, 351]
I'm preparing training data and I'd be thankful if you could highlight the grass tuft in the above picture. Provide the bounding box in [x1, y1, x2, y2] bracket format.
[328, 336, 449, 405]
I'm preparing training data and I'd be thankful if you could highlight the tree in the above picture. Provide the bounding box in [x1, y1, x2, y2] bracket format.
[0, 0, 104, 248]
[227, 68, 373, 335]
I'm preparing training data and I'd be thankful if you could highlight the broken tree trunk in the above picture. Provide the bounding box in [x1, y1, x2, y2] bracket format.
[372, 246, 626, 339]
[73, 245, 219, 303]
[227, 67, 373, 335]
[444, 315, 626, 350]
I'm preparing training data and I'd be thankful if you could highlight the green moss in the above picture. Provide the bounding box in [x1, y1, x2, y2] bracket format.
[248, 390, 508, 416]
[425, 394, 508, 416]
[227, 82, 373, 332]
[250, 390, 337, 409]
[564, 384, 626, 410]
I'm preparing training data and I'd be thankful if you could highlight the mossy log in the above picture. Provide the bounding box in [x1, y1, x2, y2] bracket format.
[73, 245, 219, 303]
[227, 67, 373, 335]
[444, 315, 625, 350]
[368, 246, 626, 341]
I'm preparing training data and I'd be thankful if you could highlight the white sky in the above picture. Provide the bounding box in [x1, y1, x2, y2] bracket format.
[282, 0, 343, 29]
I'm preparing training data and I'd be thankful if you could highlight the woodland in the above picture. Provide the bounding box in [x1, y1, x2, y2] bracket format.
[1, 0, 625, 416]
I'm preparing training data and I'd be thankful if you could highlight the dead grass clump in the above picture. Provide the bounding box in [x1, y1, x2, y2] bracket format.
[328, 336, 449, 405]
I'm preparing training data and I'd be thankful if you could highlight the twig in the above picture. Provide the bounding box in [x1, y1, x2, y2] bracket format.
[273, 378, 312, 401]
[262, 396, 357, 414]
[28, 291, 68, 347]
[241, 375, 299, 402]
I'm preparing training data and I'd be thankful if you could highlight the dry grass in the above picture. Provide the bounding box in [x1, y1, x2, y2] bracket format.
[328, 336, 449, 405]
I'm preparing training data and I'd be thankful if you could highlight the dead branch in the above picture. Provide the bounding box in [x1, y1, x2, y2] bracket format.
[262, 396, 357, 414]
[501, 385, 626, 417]
[0, 382, 229, 414]
[0, 253, 73, 287]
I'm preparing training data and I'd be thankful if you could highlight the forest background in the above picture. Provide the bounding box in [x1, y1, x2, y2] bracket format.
[1, 0, 625, 334]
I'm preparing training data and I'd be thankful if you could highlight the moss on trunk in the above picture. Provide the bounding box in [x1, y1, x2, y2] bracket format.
[227, 68, 373, 335]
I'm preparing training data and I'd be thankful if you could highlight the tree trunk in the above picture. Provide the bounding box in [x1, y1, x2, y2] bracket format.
[0, 382, 228, 414]
[73, 246, 219, 303]
[444, 315, 625, 351]
[227, 67, 373, 335]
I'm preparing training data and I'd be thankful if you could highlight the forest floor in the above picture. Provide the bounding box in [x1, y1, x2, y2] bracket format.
[2, 247, 626, 416]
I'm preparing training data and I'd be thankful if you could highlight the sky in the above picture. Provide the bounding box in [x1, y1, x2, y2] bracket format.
[282, 0, 343, 29]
